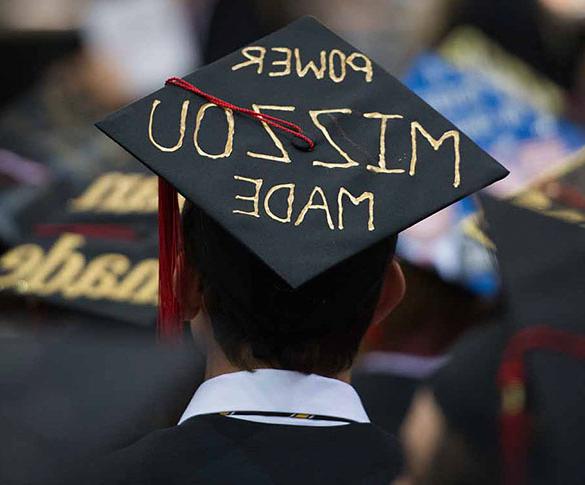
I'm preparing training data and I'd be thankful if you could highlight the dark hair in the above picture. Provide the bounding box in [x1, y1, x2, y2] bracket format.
[182, 201, 396, 375]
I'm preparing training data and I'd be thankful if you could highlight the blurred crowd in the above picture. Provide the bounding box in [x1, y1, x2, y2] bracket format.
[1, 0, 584, 330]
[0, 0, 584, 484]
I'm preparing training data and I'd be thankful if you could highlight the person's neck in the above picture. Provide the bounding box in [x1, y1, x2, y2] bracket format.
[204, 341, 352, 384]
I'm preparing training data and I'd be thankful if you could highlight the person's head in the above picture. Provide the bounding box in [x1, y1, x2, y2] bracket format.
[181, 201, 406, 376]
[394, 324, 506, 485]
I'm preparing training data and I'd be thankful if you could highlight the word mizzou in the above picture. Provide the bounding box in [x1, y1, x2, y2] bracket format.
[148, 101, 462, 231]
[148, 101, 462, 187]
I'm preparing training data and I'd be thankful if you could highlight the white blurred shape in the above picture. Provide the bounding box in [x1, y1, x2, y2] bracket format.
[0, 0, 86, 30]
[82, 0, 200, 98]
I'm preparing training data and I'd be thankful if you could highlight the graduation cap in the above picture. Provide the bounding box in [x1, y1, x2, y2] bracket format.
[430, 197, 585, 485]
[509, 148, 585, 230]
[12, 169, 159, 243]
[96, 16, 508, 335]
[0, 169, 161, 327]
[0, 233, 158, 327]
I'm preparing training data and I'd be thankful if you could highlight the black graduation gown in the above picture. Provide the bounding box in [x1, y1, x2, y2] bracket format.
[75, 414, 402, 484]
[353, 372, 420, 436]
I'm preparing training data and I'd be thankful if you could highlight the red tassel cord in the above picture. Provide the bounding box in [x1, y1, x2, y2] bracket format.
[156, 77, 316, 339]
[157, 177, 185, 340]
[165, 77, 315, 151]
[497, 325, 585, 485]
[498, 359, 530, 485]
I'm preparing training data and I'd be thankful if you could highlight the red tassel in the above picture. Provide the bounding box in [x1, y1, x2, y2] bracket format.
[157, 177, 185, 339]
[498, 326, 585, 485]
[498, 360, 529, 485]
[165, 77, 315, 151]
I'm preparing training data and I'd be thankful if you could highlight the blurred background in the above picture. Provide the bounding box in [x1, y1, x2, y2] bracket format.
[0, 0, 584, 448]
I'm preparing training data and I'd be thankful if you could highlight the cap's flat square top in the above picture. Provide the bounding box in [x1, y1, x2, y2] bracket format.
[97, 16, 508, 287]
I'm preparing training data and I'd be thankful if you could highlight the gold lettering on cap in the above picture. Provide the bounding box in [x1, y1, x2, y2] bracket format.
[328, 49, 347, 83]
[410, 122, 462, 188]
[264, 183, 295, 223]
[64, 254, 130, 299]
[70, 172, 125, 212]
[194, 103, 235, 159]
[0, 235, 159, 305]
[27, 234, 86, 296]
[364, 112, 405, 174]
[97, 174, 144, 213]
[148, 99, 189, 152]
[125, 176, 158, 213]
[112, 259, 159, 305]
[233, 175, 263, 218]
[338, 187, 375, 231]
[231, 46, 267, 74]
[310, 109, 360, 169]
[70, 173, 158, 214]
[269, 47, 293, 77]
[247, 104, 295, 164]
[0, 244, 44, 288]
[346, 53, 373, 82]
[231, 47, 373, 83]
[294, 186, 334, 230]
[294, 48, 327, 79]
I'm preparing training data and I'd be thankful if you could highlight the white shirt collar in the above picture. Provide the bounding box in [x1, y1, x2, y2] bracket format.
[358, 351, 449, 379]
[178, 369, 370, 426]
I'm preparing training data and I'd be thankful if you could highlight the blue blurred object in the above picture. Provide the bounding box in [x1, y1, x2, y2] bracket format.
[399, 53, 585, 294]
[404, 54, 584, 157]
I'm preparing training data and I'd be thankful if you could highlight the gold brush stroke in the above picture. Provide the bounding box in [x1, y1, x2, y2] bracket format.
[194, 103, 235, 159]
[364, 112, 405, 174]
[294, 48, 327, 79]
[231, 46, 267, 74]
[269, 47, 292, 77]
[264, 183, 295, 223]
[148, 99, 189, 152]
[338, 187, 375, 231]
[233, 175, 263, 218]
[0, 234, 158, 305]
[328, 49, 347, 83]
[246, 104, 295, 163]
[294, 186, 335, 230]
[310, 109, 360, 169]
[346, 52, 373, 82]
[410, 121, 461, 188]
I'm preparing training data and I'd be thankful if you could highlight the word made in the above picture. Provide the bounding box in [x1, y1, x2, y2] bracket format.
[0, 234, 158, 305]
[233, 176, 375, 231]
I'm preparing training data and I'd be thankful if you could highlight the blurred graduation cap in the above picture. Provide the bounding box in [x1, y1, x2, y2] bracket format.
[96, 16, 508, 335]
[0, 233, 158, 327]
[0, 327, 204, 485]
[0, 170, 160, 327]
[508, 147, 585, 231]
[12, 169, 158, 240]
[431, 196, 585, 485]
[482, 195, 585, 331]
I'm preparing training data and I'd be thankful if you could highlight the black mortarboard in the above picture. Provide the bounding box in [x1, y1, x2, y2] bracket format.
[431, 197, 585, 485]
[14, 169, 158, 243]
[95, 16, 508, 334]
[0, 233, 158, 326]
[0, 171, 159, 326]
[481, 195, 585, 331]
